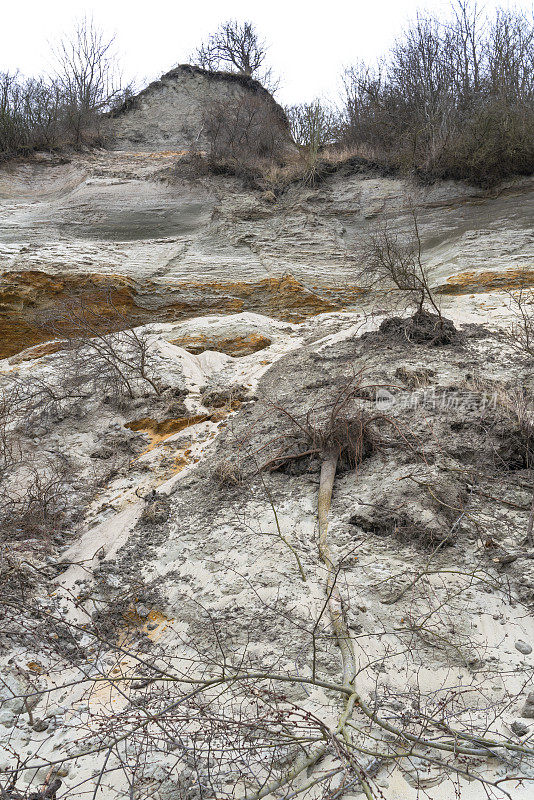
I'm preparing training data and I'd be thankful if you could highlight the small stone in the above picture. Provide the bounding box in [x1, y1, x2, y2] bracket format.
[515, 640, 532, 655]
[44, 706, 65, 719]
[0, 711, 14, 728]
[521, 692, 534, 718]
[495, 551, 518, 565]
[5, 698, 25, 714]
[131, 679, 152, 690]
[511, 720, 529, 737]
[136, 604, 149, 618]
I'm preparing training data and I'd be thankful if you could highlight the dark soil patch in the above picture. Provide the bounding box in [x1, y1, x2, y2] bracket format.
[377, 311, 462, 346]
[349, 504, 457, 548]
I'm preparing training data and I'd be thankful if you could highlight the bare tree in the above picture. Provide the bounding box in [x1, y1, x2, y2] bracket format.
[51, 17, 127, 144]
[1, 17, 130, 158]
[286, 101, 337, 149]
[285, 101, 338, 183]
[194, 20, 266, 77]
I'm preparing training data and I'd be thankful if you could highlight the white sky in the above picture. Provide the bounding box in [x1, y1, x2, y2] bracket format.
[0, 0, 525, 105]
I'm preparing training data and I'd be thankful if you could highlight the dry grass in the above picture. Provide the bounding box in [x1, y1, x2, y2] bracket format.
[184, 140, 394, 194]
[212, 460, 244, 487]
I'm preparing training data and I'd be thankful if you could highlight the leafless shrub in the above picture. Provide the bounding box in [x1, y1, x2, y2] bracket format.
[40, 291, 162, 401]
[0, 292, 165, 559]
[341, 1, 534, 185]
[503, 276, 534, 356]
[204, 93, 288, 178]
[497, 281, 534, 551]
[212, 460, 244, 487]
[140, 497, 170, 525]
[469, 374, 534, 543]
[0, 384, 73, 559]
[0, 72, 66, 156]
[362, 209, 444, 321]
[260, 378, 379, 474]
[0, 459, 70, 543]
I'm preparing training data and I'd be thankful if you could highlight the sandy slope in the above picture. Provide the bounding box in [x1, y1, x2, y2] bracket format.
[1, 303, 534, 799]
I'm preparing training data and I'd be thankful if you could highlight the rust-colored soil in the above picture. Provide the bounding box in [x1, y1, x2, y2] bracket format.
[437, 268, 534, 295]
[125, 415, 209, 446]
[8, 340, 66, 364]
[0, 270, 341, 359]
[0, 271, 143, 359]
[170, 332, 272, 356]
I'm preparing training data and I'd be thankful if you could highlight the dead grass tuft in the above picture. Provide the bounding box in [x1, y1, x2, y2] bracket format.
[212, 460, 245, 488]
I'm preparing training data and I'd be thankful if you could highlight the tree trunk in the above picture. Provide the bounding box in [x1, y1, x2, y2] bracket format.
[318, 454, 356, 687]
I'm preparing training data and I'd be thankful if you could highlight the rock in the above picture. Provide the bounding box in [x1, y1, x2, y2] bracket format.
[90, 445, 114, 459]
[0, 710, 14, 727]
[493, 549, 518, 566]
[521, 692, 534, 718]
[515, 640, 532, 655]
[44, 706, 66, 719]
[131, 679, 153, 690]
[4, 697, 24, 714]
[32, 718, 49, 732]
[136, 604, 149, 619]
[511, 720, 529, 737]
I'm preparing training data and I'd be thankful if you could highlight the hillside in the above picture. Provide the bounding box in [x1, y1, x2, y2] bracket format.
[0, 70, 534, 800]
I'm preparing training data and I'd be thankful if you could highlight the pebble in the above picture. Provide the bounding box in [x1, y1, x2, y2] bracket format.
[521, 692, 534, 719]
[511, 720, 529, 737]
[515, 640, 532, 655]
[0, 711, 14, 728]
[45, 706, 66, 719]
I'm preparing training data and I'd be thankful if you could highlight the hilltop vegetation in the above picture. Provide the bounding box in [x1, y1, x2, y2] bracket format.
[2, 3, 534, 188]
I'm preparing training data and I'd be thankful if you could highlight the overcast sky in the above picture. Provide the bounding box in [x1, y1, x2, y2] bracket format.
[1, 0, 527, 105]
